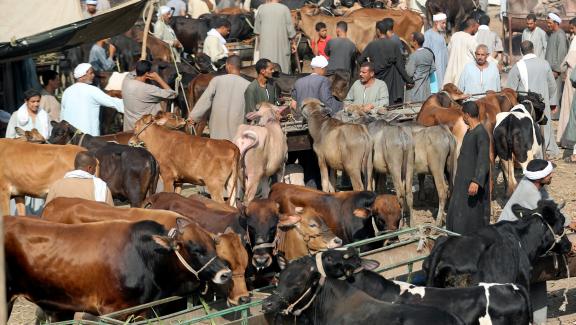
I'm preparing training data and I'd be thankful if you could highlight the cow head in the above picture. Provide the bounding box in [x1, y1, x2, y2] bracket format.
[214, 230, 251, 306]
[511, 200, 571, 256]
[300, 98, 329, 121]
[190, 52, 216, 73]
[48, 120, 79, 144]
[344, 191, 396, 235]
[153, 111, 187, 129]
[275, 207, 342, 267]
[438, 84, 467, 107]
[326, 70, 351, 101]
[262, 254, 322, 315]
[238, 199, 280, 270]
[321, 247, 380, 279]
[246, 102, 286, 126]
[518, 91, 546, 125]
[15, 127, 47, 144]
[153, 218, 232, 284]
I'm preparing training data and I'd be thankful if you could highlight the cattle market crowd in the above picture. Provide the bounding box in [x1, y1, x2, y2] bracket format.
[3, 0, 576, 324]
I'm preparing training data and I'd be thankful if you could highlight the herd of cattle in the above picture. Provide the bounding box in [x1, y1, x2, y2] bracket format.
[0, 78, 558, 322]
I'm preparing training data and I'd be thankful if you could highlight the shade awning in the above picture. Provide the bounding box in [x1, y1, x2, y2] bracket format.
[0, 0, 148, 62]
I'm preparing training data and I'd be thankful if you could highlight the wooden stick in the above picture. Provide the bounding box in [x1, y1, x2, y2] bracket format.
[141, 0, 157, 61]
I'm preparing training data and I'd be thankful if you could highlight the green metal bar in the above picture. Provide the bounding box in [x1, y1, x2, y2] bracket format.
[100, 296, 183, 319]
[358, 238, 420, 257]
[176, 299, 267, 324]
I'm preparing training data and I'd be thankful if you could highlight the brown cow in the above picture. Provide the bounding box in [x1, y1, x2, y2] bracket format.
[5, 215, 230, 320]
[275, 207, 343, 268]
[295, 7, 424, 52]
[41, 197, 250, 306]
[233, 103, 288, 201]
[14, 127, 47, 143]
[269, 183, 401, 251]
[144, 192, 280, 270]
[130, 114, 239, 203]
[96, 111, 187, 144]
[0, 139, 85, 215]
[302, 98, 373, 192]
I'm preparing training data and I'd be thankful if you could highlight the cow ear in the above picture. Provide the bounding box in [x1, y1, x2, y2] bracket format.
[361, 259, 380, 271]
[50, 120, 58, 127]
[294, 206, 304, 214]
[155, 117, 167, 126]
[176, 217, 192, 233]
[353, 208, 371, 219]
[224, 226, 235, 234]
[278, 214, 301, 229]
[152, 235, 172, 250]
[511, 204, 531, 219]
[14, 127, 25, 136]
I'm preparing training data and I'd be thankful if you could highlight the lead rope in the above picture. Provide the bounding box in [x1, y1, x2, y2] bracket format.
[174, 250, 217, 280]
[283, 253, 326, 316]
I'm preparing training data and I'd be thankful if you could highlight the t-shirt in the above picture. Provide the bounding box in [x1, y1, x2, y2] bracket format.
[325, 37, 356, 73]
[311, 36, 331, 59]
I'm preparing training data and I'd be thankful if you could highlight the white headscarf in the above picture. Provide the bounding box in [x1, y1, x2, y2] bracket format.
[15, 103, 50, 139]
[74, 63, 92, 79]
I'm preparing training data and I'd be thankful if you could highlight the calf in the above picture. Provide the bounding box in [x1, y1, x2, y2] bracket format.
[269, 183, 401, 250]
[274, 208, 342, 268]
[424, 200, 571, 291]
[131, 114, 239, 203]
[14, 127, 47, 143]
[323, 248, 531, 325]
[0, 139, 85, 215]
[41, 197, 250, 306]
[233, 103, 287, 201]
[262, 253, 464, 325]
[494, 102, 546, 196]
[302, 98, 373, 192]
[5, 216, 230, 320]
[144, 193, 279, 271]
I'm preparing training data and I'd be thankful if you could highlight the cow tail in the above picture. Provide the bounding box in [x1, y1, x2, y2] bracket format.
[237, 130, 259, 200]
[445, 126, 457, 188]
[506, 117, 514, 193]
[228, 148, 240, 207]
[365, 132, 373, 191]
[148, 155, 160, 197]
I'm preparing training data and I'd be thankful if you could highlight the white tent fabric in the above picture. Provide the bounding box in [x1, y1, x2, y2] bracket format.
[0, 0, 84, 44]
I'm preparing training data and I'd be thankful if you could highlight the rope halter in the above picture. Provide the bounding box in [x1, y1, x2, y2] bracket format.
[280, 252, 327, 316]
[168, 227, 218, 280]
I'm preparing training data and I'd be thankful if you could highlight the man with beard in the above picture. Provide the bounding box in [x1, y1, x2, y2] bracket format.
[522, 13, 547, 59]
[423, 12, 448, 87]
[344, 61, 389, 112]
[458, 44, 501, 100]
[443, 17, 479, 86]
[446, 101, 490, 235]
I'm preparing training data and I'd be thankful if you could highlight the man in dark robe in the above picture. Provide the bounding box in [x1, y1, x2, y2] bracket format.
[359, 20, 413, 104]
[446, 101, 491, 235]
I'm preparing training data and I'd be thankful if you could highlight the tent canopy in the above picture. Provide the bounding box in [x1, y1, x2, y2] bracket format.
[0, 0, 148, 62]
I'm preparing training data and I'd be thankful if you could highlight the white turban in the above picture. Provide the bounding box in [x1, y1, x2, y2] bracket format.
[433, 13, 447, 22]
[73, 63, 92, 79]
[524, 161, 553, 180]
[86, 0, 98, 5]
[310, 56, 328, 69]
[547, 13, 562, 24]
[158, 5, 171, 16]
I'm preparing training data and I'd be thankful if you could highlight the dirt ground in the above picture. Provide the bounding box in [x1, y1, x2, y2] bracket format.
[7, 4, 576, 324]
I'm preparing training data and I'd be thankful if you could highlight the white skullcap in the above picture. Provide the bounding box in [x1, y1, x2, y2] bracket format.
[524, 161, 553, 180]
[73, 63, 92, 79]
[310, 56, 328, 69]
[86, 0, 98, 5]
[158, 5, 171, 16]
[433, 13, 447, 22]
[548, 13, 562, 24]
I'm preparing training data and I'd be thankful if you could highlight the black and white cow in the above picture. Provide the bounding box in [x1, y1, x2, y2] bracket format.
[494, 93, 547, 196]
[321, 248, 531, 325]
[423, 200, 571, 293]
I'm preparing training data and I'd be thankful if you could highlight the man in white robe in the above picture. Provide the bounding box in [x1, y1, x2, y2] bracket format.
[60, 63, 124, 136]
[254, 0, 296, 74]
[507, 41, 560, 159]
[443, 17, 478, 86]
[558, 18, 576, 143]
[458, 45, 501, 100]
[522, 14, 547, 59]
[545, 12, 569, 119]
[423, 13, 448, 87]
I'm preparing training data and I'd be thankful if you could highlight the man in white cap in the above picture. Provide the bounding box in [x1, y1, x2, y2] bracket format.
[60, 63, 124, 136]
[443, 16, 479, 86]
[83, 0, 98, 18]
[497, 158, 571, 325]
[423, 12, 448, 87]
[507, 40, 560, 159]
[546, 12, 568, 120]
[522, 13, 547, 60]
[154, 5, 183, 57]
[291, 55, 343, 114]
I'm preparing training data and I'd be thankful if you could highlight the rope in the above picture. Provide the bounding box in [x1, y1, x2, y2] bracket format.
[168, 46, 192, 116]
[559, 254, 570, 311]
[174, 250, 218, 280]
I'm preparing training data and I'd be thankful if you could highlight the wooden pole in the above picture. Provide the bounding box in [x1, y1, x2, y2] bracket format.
[141, 0, 158, 61]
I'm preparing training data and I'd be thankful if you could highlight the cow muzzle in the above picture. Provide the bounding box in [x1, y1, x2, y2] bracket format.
[327, 237, 343, 249]
[252, 252, 273, 270]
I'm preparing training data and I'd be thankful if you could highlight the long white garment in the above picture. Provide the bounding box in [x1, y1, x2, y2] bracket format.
[5, 103, 51, 139]
[457, 61, 501, 99]
[521, 27, 548, 60]
[61, 82, 124, 136]
[63, 170, 109, 202]
[558, 38, 576, 142]
[423, 29, 448, 86]
[516, 53, 537, 90]
[443, 31, 477, 86]
[497, 178, 548, 222]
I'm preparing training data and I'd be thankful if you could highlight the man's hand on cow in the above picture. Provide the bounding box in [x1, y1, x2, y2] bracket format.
[108, 43, 117, 57]
[468, 182, 479, 196]
[553, 71, 560, 79]
[146, 72, 163, 82]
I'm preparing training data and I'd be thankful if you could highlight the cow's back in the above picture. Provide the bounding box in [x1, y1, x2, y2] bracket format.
[0, 140, 84, 197]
